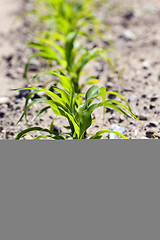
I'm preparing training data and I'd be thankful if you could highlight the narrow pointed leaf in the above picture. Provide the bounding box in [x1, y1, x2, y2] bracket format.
[15, 127, 51, 140]
[90, 130, 128, 139]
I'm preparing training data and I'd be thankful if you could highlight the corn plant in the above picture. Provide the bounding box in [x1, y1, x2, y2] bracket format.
[31, 0, 110, 37]
[24, 28, 123, 93]
[12, 71, 138, 140]
[24, 0, 124, 95]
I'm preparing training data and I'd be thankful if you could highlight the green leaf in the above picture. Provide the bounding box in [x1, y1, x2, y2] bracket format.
[24, 53, 41, 79]
[46, 99, 68, 116]
[49, 120, 54, 133]
[98, 102, 133, 119]
[33, 135, 52, 140]
[58, 106, 80, 138]
[58, 75, 73, 94]
[33, 134, 66, 140]
[72, 93, 85, 107]
[80, 103, 99, 138]
[13, 86, 69, 112]
[32, 106, 51, 122]
[51, 32, 65, 42]
[27, 42, 67, 68]
[75, 103, 86, 122]
[29, 70, 73, 96]
[106, 91, 132, 111]
[85, 85, 99, 102]
[65, 31, 78, 66]
[76, 48, 103, 76]
[90, 130, 128, 139]
[50, 86, 70, 105]
[99, 87, 106, 119]
[14, 127, 51, 140]
[39, 39, 65, 58]
[17, 98, 48, 125]
[105, 99, 136, 119]
[18, 90, 38, 125]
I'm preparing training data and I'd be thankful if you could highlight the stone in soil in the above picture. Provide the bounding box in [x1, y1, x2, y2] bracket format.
[109, 124, 125, 139]
[27, 59, 40, 71]
[150, 96, 158, 102]
[0, 111, 5, 118]
[6, 69, 18, 79]
[120, 30, 137, 41]
[108, 94, 116, 99]
[0, 97, 9, 104]
[142, 61, 150, 69]
[140, 136, 150, 139]
[123, 11, 134, 20]
[139, 115, 148, 121]
[105, 81, 113, 89]
[146, 131, 155, 138]
[148, 121, 159, 127]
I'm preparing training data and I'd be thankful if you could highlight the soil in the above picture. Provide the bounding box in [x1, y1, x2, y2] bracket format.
[0, 0, 160, 140]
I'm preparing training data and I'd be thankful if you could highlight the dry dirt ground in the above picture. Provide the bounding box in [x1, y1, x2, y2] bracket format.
[0, 0, 160, 139]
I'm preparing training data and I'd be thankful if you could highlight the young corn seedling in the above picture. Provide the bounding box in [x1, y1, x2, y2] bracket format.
[31, 0, 110, 38]
[24, 29, 123, 93]
[12, 72, 139, 140]
[24, 0, 124, 93]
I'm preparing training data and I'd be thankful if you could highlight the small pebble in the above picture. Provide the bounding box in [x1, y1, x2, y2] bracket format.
[148, 121, 159, 127]
[150, 97, 158, 102]
[105, 108, 114, 113]
[139, 115, 148, 121]
[120, 30, 136, 41]
[123, 11, 134, 20]
[119, 115, 125, 123]
[103, 35, 115, 44]
[109, 124, 125, 139]
[146, 131, 154, 138]
[95, 72, 101, 79]
[109, 114, 116, 121]
[94, 62, 104, 72]
[53, 125, 61, 133]
[6, 69, 18, 79]
[0, 97, 9, 104]
[149, 105, 155, 110]
[105, 82, 113, 89]
[28, 59, 40, 71]
[14, 99, 20, 104]
[24, 135, 33, 140]
[142, 61, 150, 69]
[0, 111, 5, 118]
[144, 73, 152, 79]
[140, 136, 150, 139]
[4, 54, 13, 62]
[134, 129, 138, 137]
[31, 93, 41, 100]
[139, 56, 146, 62]
[108, 94, 116, 100]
